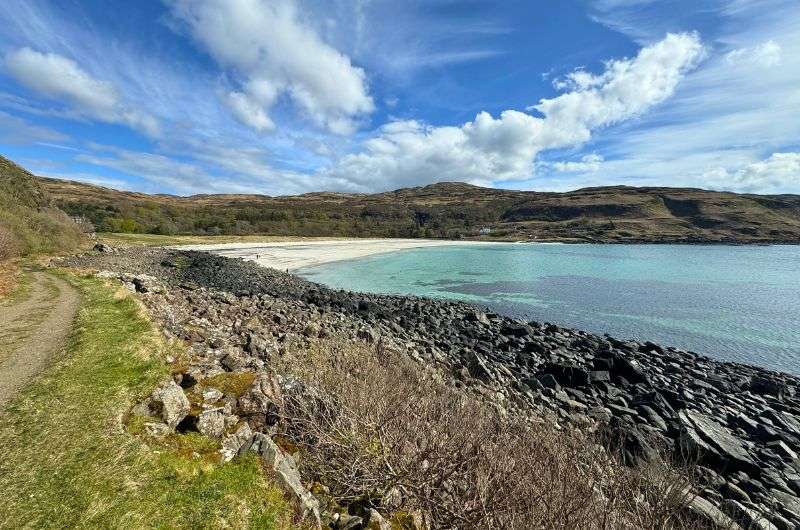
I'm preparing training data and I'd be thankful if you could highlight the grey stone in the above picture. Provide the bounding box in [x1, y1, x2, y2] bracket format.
[679, 410, 757, 473]
[220, 423, 252, 463]
[151, 380, 190, 430]
[721, 500, 778, 530]
[197, 409, 226, 439]
[685, 495, 741, 530]
[248, 433, 321, 529]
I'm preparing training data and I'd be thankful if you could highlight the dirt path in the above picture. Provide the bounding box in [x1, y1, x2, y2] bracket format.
[0, 271, 79, 406]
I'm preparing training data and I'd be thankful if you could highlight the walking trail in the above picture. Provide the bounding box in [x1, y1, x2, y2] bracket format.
[0, 271, 79, 406]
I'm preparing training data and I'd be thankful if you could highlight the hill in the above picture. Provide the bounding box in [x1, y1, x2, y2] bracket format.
[0, 156, 84, 259]
[24, 156, 800, 243]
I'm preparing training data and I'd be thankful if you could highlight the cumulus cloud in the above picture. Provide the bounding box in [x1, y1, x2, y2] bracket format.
[167, 0, 374, 134]
[4, 47, 160, 137]
[551, 153, 604, 173]
[725, 40, 782, 67]
[325, 32, 703, 191]
[705, 152, 800, 194]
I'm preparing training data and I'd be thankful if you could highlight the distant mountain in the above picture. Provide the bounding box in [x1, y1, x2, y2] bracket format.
[30, 158, 800, 243]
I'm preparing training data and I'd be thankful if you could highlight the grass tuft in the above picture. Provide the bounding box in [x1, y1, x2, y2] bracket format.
[0, 273, 297, 529]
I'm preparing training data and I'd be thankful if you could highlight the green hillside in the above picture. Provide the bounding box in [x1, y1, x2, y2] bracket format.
[0, 156, 84, 260]
[42, 167, 800, 244]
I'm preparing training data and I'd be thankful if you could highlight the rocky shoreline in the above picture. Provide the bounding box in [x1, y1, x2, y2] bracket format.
[61, 246, 800, 529]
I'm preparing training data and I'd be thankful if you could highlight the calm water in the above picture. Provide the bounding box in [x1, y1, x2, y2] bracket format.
[299, 244, 800, 375]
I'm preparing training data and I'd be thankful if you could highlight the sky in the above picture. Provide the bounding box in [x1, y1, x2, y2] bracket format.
[0, 0, 798, 196]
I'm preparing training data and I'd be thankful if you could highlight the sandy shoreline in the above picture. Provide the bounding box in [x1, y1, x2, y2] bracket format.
[177, 238, 501, 271]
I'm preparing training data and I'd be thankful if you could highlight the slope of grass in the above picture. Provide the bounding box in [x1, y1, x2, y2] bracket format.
[0, 272, 296, 529]
[0, 155, 84, 259]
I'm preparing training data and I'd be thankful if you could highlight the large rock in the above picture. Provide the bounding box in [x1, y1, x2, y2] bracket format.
[197, 409, 226, 439]
[685, 495, 741, 530]
[721, 500, 778, 530]
[220, 423, 253, 462]
[237, 373, 282, 430]
[679, 410, 757, 474]
[246, 433, 321, 529]
[151, 381, 190, 430]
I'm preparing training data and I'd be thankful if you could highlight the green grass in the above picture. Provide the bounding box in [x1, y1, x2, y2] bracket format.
[0, 267, 33, 306]
[0, 272, 297, 529]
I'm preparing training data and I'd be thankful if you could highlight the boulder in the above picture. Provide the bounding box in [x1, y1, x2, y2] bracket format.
[679, 410, 757, 474]
[247, 433, 321, 528]
[197, 409, 226, 439]
[151, 381, 190, 430]
[132, 274, 164, 294]
[685, 495, 741, 530]
[93, 243, 114, 253]
[721, 500, 778, 530]
[220, 423, 253, 463]
[541, 362, 590, 387]
[237, 373, 282, 430]
[750, 376, 787, 400]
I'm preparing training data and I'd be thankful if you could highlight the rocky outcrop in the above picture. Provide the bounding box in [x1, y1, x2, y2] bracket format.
[62, 247, 800, 529]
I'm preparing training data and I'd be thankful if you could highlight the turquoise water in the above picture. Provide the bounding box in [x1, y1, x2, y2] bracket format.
[299, 244, 800, 374]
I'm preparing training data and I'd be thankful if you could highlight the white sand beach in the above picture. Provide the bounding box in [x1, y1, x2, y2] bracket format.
[177, 238, 498, 271]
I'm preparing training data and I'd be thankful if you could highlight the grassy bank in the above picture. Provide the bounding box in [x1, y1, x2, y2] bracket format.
[0, 272, 295, 529]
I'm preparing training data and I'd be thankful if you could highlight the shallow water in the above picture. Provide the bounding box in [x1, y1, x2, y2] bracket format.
[299, 244, 800, 375]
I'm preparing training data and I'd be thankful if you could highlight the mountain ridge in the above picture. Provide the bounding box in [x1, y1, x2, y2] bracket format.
[12, 156, 800, 243]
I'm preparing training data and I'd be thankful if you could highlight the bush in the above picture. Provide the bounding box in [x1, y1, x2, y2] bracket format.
[0, 223, 17, 260]
[279, 342, 696, 529]
[0, 206, 84, 259]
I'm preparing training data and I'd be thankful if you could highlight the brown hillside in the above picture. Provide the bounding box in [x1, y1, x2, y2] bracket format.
[30, 160, 800, 243]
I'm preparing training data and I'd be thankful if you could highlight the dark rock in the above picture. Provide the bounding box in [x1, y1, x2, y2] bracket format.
[679, 410, 758, 474]
[750, 376, 787, 400]
[721, 500, 777, 530]
[589, 370, 611, 383]
[93, 242, 114, 253]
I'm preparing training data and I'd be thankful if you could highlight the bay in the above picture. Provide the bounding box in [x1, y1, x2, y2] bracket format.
[299, 244, 800, 374]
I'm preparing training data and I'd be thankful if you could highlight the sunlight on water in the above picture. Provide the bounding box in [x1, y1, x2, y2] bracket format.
[300, 244, 800, 374]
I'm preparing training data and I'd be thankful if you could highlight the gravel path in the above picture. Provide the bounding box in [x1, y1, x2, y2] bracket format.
[0, 271, 79, 406]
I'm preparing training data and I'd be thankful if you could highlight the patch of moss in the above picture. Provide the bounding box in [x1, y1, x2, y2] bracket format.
[200, 371, 257, 398]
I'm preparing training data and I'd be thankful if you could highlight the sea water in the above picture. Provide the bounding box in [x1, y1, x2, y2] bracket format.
[299, 244, 800, 375]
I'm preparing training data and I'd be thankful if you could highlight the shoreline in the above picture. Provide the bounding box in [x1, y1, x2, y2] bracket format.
[61, 246, 800, 528]
[176, 238, 505, 271]
[171, 236, 800, 273]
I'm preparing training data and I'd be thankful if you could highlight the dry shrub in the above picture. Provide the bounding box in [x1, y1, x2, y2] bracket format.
[280, 341, 697, 529]
[0, 223, 18, 261]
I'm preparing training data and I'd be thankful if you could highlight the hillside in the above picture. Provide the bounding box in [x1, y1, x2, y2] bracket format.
[0, 157, 83, 259]
[27, 158, 800, 243]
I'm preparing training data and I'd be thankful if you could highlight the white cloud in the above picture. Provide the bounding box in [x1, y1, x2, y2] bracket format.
[0, 110, 68, 144]
[551, 153, 605, 173]
[704, 152, 800, 193]
[325, 33, 703, 191]
[726, 40, 782, 67]
[225, 91, 275, 132]
[167, 0, 374, 134]
[3, 47, 160, 137]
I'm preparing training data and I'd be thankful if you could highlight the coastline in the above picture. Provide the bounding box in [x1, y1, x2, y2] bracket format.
[176, 238, 505, 271]
[61, 246, 800, 528]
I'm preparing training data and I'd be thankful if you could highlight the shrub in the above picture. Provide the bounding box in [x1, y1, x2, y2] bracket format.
[0, 223, 18, 260]
[0, 206, 83, 258]
[279, 342, 696, 529]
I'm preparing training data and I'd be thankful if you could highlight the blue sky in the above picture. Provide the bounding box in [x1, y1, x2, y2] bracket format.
[0, 0, 798, 196]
